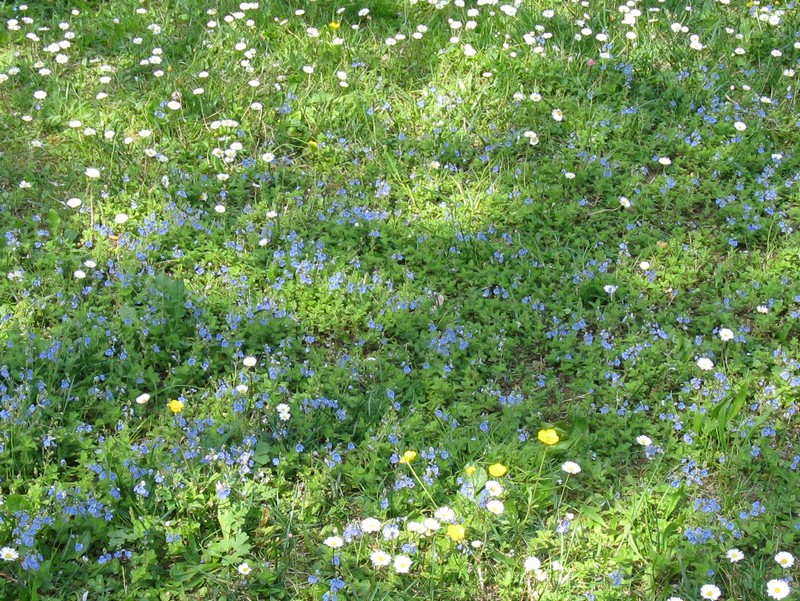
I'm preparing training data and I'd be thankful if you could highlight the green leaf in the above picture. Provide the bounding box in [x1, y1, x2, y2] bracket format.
[580, 505, 607, 529]
[46, 209, 60, 232]
[217, 503, 246, 538]
[254, 441, 272, 465]
[468, 467, 489, 492]
[4, 495, 30, 512]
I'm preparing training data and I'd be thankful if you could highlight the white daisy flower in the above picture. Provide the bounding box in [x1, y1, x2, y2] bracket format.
[696, 357, 714, 371]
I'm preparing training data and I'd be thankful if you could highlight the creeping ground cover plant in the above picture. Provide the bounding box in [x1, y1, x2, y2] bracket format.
[1, 0, 800, 599]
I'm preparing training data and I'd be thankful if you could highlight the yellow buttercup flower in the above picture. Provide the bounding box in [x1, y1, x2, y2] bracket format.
[488, 463, 508, 478]
[399, 450, 417, 464]
[328, 21, 340, 29]
[447, 524, 466, 542]
[168, 399, 184, 414]
[465, 465, 477, 476]
[308, 140, 318, 149]
[537, 428, 559, 445]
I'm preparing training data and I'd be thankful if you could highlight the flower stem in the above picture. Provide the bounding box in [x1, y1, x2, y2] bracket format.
[407, 463, 438, 507]
[523, 451, 548, 524]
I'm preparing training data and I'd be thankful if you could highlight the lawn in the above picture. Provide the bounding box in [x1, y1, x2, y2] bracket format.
[0, 0, 798, 599]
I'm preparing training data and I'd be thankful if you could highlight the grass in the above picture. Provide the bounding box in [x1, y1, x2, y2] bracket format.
[0, 0, 799, 599]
